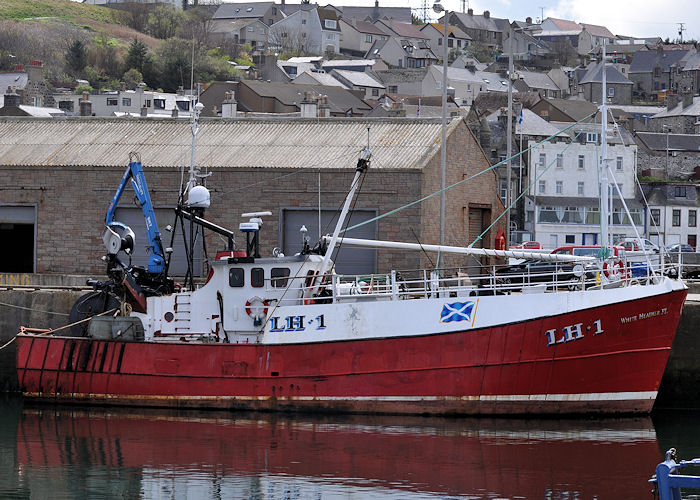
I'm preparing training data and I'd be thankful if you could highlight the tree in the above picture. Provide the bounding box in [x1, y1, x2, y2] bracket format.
[146, 5, 184, 40]
[411, 12, 424, 25]
[125, 38, 148, 73]
[122, 68, 143, 90]
[269, 25, 312, 56]
[66, 39, 87, 75]
[177, 7, 216, 49]
[465, 41, 493, 63]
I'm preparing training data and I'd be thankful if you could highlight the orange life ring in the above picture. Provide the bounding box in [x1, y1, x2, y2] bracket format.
[304, 298, 315, 305]
[245, 296, 269, 320]
[603, 260, 625, 279]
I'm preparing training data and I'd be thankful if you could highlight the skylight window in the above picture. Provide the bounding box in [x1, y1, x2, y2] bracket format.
[246, 7, 253, 12]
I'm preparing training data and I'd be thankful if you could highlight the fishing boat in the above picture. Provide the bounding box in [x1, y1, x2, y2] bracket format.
[15, 47, 687, 416]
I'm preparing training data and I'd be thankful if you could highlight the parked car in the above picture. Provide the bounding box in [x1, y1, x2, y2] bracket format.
[614, 238, 660, 253]
[510, 241, 541, 250]
[495, 259, 594, 291]
[551, 245, 626, 259]
[665, 243, 695, 253]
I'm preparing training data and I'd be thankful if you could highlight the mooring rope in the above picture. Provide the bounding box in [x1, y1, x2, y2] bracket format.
[0, 300, 70, 316]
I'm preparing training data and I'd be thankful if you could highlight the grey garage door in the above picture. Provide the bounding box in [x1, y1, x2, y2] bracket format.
[281, 208, 376, 275]
[0, 206, 35, 273]
[115, 207, 203, 277]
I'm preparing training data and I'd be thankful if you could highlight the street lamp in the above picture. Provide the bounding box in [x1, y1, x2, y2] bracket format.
[662, 124, 671, 179]
[433, 1, 448, 249]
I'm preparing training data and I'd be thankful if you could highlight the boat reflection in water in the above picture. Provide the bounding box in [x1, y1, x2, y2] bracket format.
[15, 407, 662, 499]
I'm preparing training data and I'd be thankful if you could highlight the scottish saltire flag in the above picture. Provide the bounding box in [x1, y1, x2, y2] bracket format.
[518, 109, 523, 124]
[440, 301, 475, 323]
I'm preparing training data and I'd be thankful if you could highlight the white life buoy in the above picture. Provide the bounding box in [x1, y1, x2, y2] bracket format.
[245, 296, 269, 321]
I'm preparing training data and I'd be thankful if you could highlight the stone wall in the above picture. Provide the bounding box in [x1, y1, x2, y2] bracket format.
[638, 148, 700, 180]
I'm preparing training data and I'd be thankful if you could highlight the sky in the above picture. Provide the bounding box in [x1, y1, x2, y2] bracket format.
[319, 0, 699, 42]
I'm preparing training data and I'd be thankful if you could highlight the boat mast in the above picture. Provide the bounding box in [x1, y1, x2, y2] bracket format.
[600, 41, 610, 253]
[311, 147, 371, 296]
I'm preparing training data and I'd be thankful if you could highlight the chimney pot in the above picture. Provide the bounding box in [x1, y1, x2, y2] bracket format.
[483, 10, 490, 19]
[526, 16, 532, 24]
[140, 106, 148, 117]
[467, 8, 473, 15]
[171, 106, 179, 117]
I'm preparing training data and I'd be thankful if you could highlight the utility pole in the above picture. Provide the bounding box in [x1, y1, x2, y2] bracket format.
[678, 23, 686, 43]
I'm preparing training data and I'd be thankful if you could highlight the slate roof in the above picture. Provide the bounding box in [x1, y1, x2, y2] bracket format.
[376, 20, 429, 39]
[580, 23, 614, 38]
[339, 18, 386, 35]
[241, 80, 372, 115]
[636, 132, 700, 152]
[628, 49, 694, 74]
[318, 8, 342, 32]
[450, 11, 499, 32]
[337, 6, 412, 23]
[423, 23, 471, 40]
[651, 97, 700, 118]
[213, 2, 273, 19]
[518, 70, 559, 91]
[515, 108, 569, 137]
[0, 117, 460, 171]
[293, 71, 347, 87]
[0, 72, 28, 92]
[578, 62, 633, 85]
[373, 68, 429, 84]
[332, 69, 384, 88]
[546, 18, 581, 31]
[539, 97, 598, 121]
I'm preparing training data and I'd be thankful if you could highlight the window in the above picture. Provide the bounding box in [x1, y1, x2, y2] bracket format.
[608, 87, 615, 97]
[326, 33, 336, 40]
[302, 32, 306, 38]
[538, 180, 546, 194]
[467, 84, 471, 91]
[577, 182, 584, 195]
[556, 181, 563, 194]
[672, 209, 681, 227]
[539, 206, 558, 222]
[586, 207, 600, 224]
[365, 34, 372, 43]
[556, 153, 563, 169]
[499, 179, 508, 203]
[248, 26, 254, 32]
[251, 268, 264, 287]
[616, 156, 623, 170]
[176, 101, 189, 111]
[561, 206, 583, 223]
[272, 7, 277, 14]
[675, 186, 687, 197]
[154, 98, 165, 109]
[650, 208, 661, 226]
[539, 153, 546, 167]
[301, 19, 306, 25]
[438, 38, 442, 46]
[565, 234, 575, 244]
[578, 155, 585, 169]
[271, 268, 290, 288]
[372, 88, 379, 96]
[690, 210, 697, 227]
[586, 132, 598, 143]
[106, 98, 118, 106]
[144, 99, 151, 107]
[324, 19, 337, 29]
[122, 98, 131, 106]
[448, 38, 454, 48]
[229, 268, 244, 287]
[689, 235, 697, 250]
[388, 85, 398, 93]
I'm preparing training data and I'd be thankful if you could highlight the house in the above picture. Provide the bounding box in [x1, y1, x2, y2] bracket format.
[210, 18, 269, 52]
[628, 47, 695, 100]
[373, 19, 430, 45]
[374, 68, 429, 95]
[212, 2, 283, 27]
[447, 9, 505, 50]
[322, 59, 382, 73]
[529, 97, 599, 123]
[366, 37, 437, 69]
[235, 80, 371, 116]
[502, 29, 553, 67]
[276, 56, 323, 80]
[450, 56, 488, 71]
[0, 116, 504, 275]
[513, 70, 561, 99]
[537, 18, 614, 55]
[576, 62, 634, 105]
[525, 119, 640, 248]
[423, 66, 514, 107]
[419, 23, 472, 56]
[640, 182, 700, 249]
[339, 18, 388, 57]
[648, 94, 700, 134]
[329, 69, 385, 100]
[268, 7, 341, 56]
[367, 95, 463, 118]
[52, 87, 193, 118]
[0, 89, 65, 117]
[635, 132, 700, 180]
[673, 51, 700, 94]
[11, 60, 54, 108]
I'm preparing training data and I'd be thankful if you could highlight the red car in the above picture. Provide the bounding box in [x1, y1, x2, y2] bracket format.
[510, 241, 541, 250]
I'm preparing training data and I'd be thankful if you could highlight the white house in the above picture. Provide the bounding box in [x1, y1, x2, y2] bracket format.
[329, 69, 385, 100]
[526, 120, 640, 248]
[641, 182, 700, 249]
[268, 7, 341, 55]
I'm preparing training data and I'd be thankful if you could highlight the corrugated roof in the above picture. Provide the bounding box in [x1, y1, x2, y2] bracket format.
[0, 117, 460, 170]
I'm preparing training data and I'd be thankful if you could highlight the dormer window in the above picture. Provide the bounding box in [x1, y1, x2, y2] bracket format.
[324, 19, 337, 29]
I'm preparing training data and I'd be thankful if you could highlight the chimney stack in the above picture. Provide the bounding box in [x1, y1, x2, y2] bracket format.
[667, 93, 680, 110]
[79, 92, 92, 116]
[140, 106, 148, 117]
[483, 10, 490, 19]
[26, 60, 43, 82]
[682, 92, 693, 109]
[222, 91, 237, 118]
[526, 16, 532, 24]
[318, 95, 330, 118]
[300, 91, 318, 117]
[3, 87, 20, 108]
[467, 8, 473, 15]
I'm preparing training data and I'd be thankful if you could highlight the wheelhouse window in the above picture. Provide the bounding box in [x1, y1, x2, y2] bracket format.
[229, 268, 245, 287]
[271, 267, 290, 288]
[251, 267, 264, 287]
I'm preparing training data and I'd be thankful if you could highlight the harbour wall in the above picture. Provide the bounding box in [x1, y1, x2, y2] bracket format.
[1, 287, 700, 409]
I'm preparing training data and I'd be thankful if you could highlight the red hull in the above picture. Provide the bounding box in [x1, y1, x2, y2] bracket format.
[16, 289, 687, 415]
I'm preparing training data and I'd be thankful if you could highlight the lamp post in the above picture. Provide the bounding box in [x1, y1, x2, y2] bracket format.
[433, 1, 448, 249]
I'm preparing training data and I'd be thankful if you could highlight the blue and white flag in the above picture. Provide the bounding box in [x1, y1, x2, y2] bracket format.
[518, 109, 523, 124]
[440, 301, 475, 323]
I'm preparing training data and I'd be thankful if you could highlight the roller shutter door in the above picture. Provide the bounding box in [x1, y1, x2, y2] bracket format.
[281, 208, 376, 275]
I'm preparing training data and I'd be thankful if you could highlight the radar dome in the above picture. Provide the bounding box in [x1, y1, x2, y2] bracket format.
[187, 185, 210, 208]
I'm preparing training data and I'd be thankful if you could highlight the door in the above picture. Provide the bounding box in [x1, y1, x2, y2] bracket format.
[468, 207, 491, 248]
[0, 206, 35, 273]
[549, 234, 558, 249]
[281, 208, 377, 275]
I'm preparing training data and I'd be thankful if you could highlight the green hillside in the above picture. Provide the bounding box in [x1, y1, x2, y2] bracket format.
[0, 0, 123, 24]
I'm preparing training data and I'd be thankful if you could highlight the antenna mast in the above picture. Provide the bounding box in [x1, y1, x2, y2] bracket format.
[678, 23, 686, 43]
[600, 41, 610, 253]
